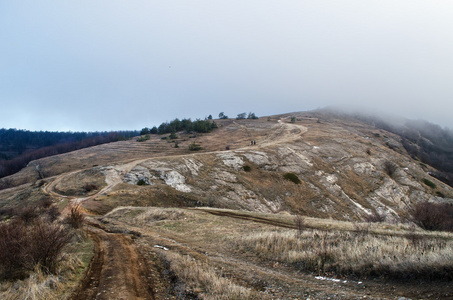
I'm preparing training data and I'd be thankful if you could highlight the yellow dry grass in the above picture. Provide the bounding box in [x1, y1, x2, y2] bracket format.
[235, 229, 453, 279]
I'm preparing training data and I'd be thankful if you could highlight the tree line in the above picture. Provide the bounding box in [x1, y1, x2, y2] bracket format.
[0, 129, 138, 179]
[140, 118, 218, 135]
[140, 112, 259, 136]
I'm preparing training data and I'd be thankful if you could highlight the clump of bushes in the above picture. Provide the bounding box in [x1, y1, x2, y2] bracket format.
[83, 183, 98, 192]
[137, 179, 148, 186]
[136, 134, 150, 142]
[422, 178, 436, 189]
[65, 204, 85, 229]
[283, 172, 301, 184]
[189, 143, 202, 151]
[412, 201, 453, 232]
[0, 219, 72, 279]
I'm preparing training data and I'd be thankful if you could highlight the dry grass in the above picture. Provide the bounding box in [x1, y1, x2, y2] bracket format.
[235, 229, 453, 280]
[0, 255, 85, 300]
[160, 251, 264, 299]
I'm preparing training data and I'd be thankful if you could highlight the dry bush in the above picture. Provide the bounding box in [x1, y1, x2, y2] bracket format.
[83, 183, 98, 192]
[0, 220, 73, 279]
[65, 205, 85, 229]
[0, 254, 84, 300]
[412, 201, 453, 232]
[160, 251, 262, 299]
[294, 215, 305, 235]
[383, 161, 397, 177]
[235, 229, 453, 280]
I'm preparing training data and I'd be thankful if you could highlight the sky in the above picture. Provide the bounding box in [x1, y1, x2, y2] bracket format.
[1, 1, 453, 132]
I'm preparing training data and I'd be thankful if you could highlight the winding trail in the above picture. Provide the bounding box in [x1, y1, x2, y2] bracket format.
[42, 120, 308, 299]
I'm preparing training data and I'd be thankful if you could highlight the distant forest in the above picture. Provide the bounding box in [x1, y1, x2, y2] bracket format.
[0, 129, 138, 179]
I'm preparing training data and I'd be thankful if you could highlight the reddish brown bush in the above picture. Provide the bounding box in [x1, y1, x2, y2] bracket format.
[0, 219, 72, 279]
[412, 201, 453, 232]
[65, 204, 85, 229]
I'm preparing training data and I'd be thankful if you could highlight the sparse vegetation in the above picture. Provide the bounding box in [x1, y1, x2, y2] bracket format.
[283, 172, 301, 184]
[236, 229, 453, 280]
[189, 142, 202, 151]
[136, 134, 150, 142]
[160, 251, 260, 299]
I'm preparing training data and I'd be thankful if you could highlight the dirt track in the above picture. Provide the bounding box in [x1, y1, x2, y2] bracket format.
[71, 225, 155, 300]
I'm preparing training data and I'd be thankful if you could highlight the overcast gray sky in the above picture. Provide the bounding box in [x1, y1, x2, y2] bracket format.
[1, 1, 453, 131]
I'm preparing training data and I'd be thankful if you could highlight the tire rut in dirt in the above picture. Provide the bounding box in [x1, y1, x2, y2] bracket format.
[71, 230, 155, 300]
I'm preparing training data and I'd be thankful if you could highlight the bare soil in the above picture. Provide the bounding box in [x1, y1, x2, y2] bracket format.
[71, 224, 156, 300]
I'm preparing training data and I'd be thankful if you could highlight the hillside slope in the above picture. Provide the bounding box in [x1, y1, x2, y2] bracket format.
[2, 112, 449, 222]
[2, 111, 453, 299]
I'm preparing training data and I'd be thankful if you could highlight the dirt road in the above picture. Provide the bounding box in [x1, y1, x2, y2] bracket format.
[71, 225, 155, 300]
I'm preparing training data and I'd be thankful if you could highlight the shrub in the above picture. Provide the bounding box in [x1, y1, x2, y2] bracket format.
[383, 161, 397, 177]
[0, 220, 72, 279]
[65, 205, 85, 229]
[283, 172, 301, 184]
[290, 116, 296, 123]
[294, 215, 305, 235]
[189, 143, 202, 151]
[243, 165, 251, 172]
[136, 134, 151, 142]
[412, 201, 453, 231]
[137, 179, 148, 186]
[83, 183, 98, 192]
[422, 178, 436, 189]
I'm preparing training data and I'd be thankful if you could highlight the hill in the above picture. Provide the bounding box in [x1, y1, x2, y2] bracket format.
[1, 111, 452, 299]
